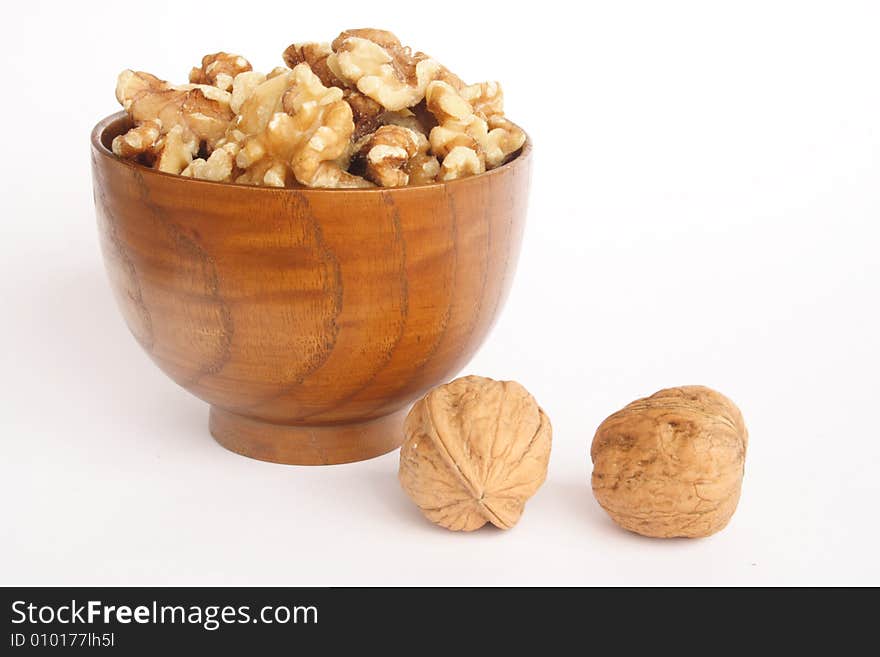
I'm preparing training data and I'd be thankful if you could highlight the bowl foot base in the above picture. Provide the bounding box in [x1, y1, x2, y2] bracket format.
[209, 407, 408, 465]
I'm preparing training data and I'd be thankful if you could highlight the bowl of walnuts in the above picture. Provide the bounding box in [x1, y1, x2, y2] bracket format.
[91, 28, 531, 465]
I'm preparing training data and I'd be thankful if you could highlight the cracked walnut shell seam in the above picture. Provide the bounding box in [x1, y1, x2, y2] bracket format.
[399, 376, 552, 531]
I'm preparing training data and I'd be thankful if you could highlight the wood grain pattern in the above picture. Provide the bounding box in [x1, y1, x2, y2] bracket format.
[91, 112, 532, 465]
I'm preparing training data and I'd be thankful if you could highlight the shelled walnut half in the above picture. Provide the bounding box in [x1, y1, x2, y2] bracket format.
[113, 69, 234, 174]
[328, 29, 441, 111]
[354, 125, 438, 187]
[189, 52, 252, 91]
[425, 80, 525, 180]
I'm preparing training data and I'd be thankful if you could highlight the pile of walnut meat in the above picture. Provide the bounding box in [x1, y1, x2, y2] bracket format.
[112, 29, 526, 188]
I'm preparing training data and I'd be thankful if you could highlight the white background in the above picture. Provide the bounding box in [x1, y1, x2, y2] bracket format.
[1, 0, 878, 586]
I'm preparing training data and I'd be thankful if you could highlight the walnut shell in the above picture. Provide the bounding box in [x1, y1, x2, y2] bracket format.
[399, 376, 552, 531]
[591, 386, 748, 538]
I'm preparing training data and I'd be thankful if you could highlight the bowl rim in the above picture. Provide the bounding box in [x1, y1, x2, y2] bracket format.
[91, 111, 531, 194]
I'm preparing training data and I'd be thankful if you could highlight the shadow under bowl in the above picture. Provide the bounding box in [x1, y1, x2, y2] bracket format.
[90, 112, 532, 465]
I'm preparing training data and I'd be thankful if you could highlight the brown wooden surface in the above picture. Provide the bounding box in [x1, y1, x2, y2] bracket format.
[90, 112, 532, 465]
[210, 407, 409, 465]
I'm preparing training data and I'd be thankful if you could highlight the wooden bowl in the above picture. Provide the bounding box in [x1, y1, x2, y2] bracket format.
[90, 112, 532, 465]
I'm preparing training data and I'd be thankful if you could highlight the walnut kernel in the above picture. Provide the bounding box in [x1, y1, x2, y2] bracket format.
[189, 52, 252, 91]
[358, 125, 435, 187]
[329, 31, 441, 111]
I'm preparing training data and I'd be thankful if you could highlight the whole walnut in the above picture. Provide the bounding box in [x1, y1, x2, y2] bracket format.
[591, 386, 748, 538]
[399, 376, 552, 531]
